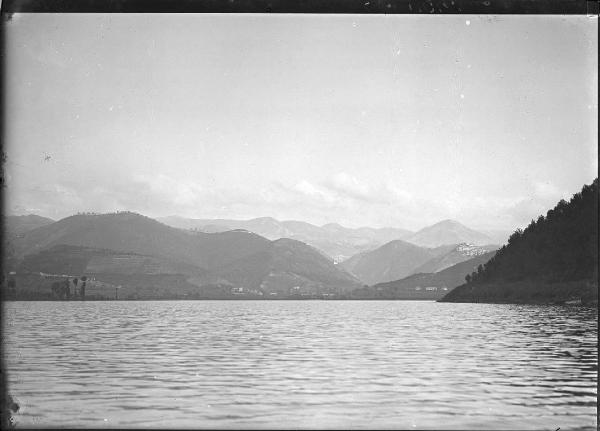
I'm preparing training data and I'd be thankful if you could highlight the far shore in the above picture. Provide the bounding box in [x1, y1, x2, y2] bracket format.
[3, 298, 598, 307]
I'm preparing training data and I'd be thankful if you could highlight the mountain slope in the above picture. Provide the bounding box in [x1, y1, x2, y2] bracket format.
[216, 238, 362, 295]
[18, 244, 206, 277]
[351, 251, 497, 300]
[412, 243, 500, 274]
[4, 214, 55, 235]
[406, 219, 492, 247]
[340, 240, 438, 285]
[440, 179, 599, 304]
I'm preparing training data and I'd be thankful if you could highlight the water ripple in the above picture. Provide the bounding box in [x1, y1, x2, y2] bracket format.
[3, 300, 597, 429]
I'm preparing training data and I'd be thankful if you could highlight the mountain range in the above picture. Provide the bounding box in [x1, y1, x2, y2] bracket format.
[340, 241, 499, 286]
[4, 212, 507, 299]
[157, 215, 413, 262]
[157, 216, 502, 262]
[5, 176, 594, 304]
[7, 212, 362, 298]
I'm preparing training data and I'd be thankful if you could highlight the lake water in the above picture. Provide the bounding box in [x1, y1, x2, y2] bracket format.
[3, 300, 598, 429]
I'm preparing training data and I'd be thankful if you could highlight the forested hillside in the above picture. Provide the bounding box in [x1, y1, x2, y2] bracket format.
[441, 179, 598, 304]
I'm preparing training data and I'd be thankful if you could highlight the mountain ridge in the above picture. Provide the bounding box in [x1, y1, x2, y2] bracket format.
[156, 215, 413, 262]
[406, 219, 493, 248]
[4, 214, 55, 236]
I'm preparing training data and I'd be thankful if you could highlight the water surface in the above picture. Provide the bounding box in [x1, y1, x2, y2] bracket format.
[4, 300, 597, 429]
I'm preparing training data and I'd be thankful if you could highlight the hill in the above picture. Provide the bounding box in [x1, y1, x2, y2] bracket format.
[12, 212, 272, 271]
[3, 214, 55, 235]
[351, 251, 497, 300]
[406, 219, 492, 247]
[157, 216, 413, 262]
[18, 244, 205, 277]
[340, 239, 443, 285]
[215, 238, 362, 296]
[440, 179, 598, 305]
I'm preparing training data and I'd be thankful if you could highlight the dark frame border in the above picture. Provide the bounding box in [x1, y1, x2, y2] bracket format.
[0, 0, 597, 14]
[0, 0, 597, 429]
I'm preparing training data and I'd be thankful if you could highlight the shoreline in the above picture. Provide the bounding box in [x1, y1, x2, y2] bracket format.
[3, 298, 597, 307]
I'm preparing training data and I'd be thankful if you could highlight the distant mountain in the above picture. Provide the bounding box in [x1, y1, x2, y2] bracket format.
[339, 239, 495, 286]
[156, 216, 413, 262]
[10, 212, 361, 299]
[340, 240, 442, 285]
[406, 219, 493, 247]
[351, 251, 497, 300]
[441, 179, 599, 305]
[412, 243, 500, 274]
[4, 214, 55, 235]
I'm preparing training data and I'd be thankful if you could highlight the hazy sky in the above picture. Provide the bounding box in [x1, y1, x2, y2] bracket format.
[4, 14, 597, 231]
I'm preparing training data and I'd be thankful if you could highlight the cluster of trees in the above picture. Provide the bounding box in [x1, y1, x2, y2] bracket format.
[465, 178, 598, 285]
[51, 276, 88, 300]
[75, 211, 138, 216]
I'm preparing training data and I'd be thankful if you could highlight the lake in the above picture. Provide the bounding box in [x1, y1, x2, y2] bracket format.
[3, 300, 597, 429]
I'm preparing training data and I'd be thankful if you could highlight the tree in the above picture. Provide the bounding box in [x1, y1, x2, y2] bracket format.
[72, 278, 79, 298]
[7, 278, 17, 298]
[51, 281, 61, 299]
[465, 274, 472, 284]
[63, 279, 71, 300]
[463, 178, 598, 288]
[80, 276, 87, 299]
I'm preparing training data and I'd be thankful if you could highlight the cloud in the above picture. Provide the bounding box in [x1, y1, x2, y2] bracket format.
[382, 181, 413, 204]
[319, 172, 414, 207]
[293, 180, 318, 196]
[133, 174, 204, 207]
[327, 172, 371, 201]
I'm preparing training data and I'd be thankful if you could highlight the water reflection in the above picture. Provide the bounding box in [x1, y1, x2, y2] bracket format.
[3, 300, 598, 429]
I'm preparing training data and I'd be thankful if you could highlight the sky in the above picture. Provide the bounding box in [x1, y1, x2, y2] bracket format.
[3, 14, 598, 231]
